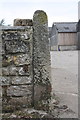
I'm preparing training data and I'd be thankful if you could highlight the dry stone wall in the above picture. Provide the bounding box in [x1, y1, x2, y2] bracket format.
[0, 10, 51, 114]
[1, 26, 33, 112]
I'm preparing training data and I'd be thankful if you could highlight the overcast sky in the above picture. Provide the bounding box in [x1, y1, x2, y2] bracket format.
[0, 0, 79, 26]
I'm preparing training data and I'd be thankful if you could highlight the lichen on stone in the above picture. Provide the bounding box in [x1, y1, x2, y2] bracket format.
[33, 10, 48, 25]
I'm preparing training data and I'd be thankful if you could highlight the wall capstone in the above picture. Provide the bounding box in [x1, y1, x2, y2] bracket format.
[14, 19, 33, 26]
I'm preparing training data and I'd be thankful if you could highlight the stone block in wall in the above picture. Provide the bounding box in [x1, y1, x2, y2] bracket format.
[3, 40, 30, 54]
[2, 54, 31, 67]
[1, 76, 11, 86]
[2, 65, 31, 76]
[2, 33, 32, 54]
[1, 27, 33, 55]
[7, 85, 32, 97]
[2, 67, 10, 76]
[18, 66, 31, 76]
[8, 96, 32, 108]
[1, 75, 32, 85]
[11, 76, 32, 85]
[1, 76, 32, 85]
[1, 31, 20, 40]
[1, 28, 33, 40]
[2, 96, 32, 113]
[14, 19, 33, 26]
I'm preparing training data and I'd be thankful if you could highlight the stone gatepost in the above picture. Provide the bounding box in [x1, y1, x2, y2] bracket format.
[33, 10, 52, 111]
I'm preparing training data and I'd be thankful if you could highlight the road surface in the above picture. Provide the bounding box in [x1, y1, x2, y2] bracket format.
[50, 51, 78, 118]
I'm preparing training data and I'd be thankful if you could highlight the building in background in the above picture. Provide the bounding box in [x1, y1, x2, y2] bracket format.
[49, 22, 78, 51]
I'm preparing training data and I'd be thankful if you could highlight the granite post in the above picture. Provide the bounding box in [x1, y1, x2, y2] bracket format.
[33, 10, 52, 111]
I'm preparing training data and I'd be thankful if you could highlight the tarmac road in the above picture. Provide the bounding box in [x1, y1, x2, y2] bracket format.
[50, 51, 78, 118]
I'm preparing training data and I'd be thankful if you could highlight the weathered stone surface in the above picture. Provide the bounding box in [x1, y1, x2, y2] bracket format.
[2, 96, 32, 112]
[18, 65, 31, 76]
[33, 10, 51, 110]
[0, 98, 2, 111]
[2, 54, 31, 67]
[1, 27, 33, 55]
[2, 67, 9, 76]
[1, 27, 33, 37]
[1, 76, 11, 85]
[4, 40, 30, 53]
[2, 66, 31, 76]
[2, 85, 8, 99]
[34, 84, 46, 101]
[2, 108, 54, 119]
[33, 10, 51, 84]
[34, 84, 51, 111]
[0, 86, 2, 98]
[8, 66, 18, 76]
[1, 75, 31, 85]
[34, 84, 51, 101]
[7, 85, 32, 97]
[2, 95, 32, 111]
[7, 96, 32, 108]
[1, 31, 20, 40]
[1, 31, 32, 54]
[0, 43, 2, 68]
[33, 10, 48, 25]
[12, 76, 32, 85]
[2, 45, 5, 54]
[0, 68, 2, 76]
[14, 19, 33, 26]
